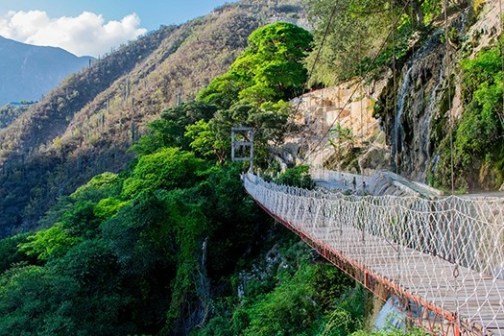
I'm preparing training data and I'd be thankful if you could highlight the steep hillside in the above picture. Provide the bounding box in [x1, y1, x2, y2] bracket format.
[0, 1, 306, 236]
[0, 103, 32, 130]
[0, 36, 92, 106]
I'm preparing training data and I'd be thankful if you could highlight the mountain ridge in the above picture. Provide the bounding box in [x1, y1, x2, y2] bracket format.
[0, 35, 93, 106]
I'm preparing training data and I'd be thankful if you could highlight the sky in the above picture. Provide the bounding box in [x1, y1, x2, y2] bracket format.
[0, 0, 236, 57]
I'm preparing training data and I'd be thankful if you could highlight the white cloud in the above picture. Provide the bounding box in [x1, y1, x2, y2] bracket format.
[0, 10, 147, 57]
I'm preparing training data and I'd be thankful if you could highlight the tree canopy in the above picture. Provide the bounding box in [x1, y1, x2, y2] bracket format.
[194, 22, 313, 166]
[304, 0, 443, 85]
[198, 21, 313, 107]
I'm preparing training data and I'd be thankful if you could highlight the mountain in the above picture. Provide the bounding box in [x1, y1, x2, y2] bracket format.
[0, 36, 93, 106]
[0, 0, 306, 236]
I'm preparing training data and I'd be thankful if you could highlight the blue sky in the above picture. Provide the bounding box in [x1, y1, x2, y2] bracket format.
[0, 0, 236, 56]
[0, 0, 235, 31]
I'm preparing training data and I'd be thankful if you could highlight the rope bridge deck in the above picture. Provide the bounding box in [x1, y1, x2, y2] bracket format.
[243, 173, 504, 335]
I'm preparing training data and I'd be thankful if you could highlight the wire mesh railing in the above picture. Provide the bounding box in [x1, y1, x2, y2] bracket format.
[243, 173, 504, 335]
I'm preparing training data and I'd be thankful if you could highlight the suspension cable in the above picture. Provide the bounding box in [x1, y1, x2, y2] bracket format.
[307, 4, 338, 85]
[359, 18, 364, 172]
[443, 0, 460, 332]
[441, 0, 455, 194]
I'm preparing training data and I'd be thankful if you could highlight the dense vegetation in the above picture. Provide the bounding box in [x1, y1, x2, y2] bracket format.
[304, 0, 444, 85]
[0, 151, 266, 334]
[432, 34, 504, 190]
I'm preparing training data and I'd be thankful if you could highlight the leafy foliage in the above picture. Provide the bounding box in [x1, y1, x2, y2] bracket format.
[432, 41, 504, 190]
[19, 224, 80, 261]
[193, 239, 373, 336]
[0, 147, 272, 335]
[275, 165, 316, 189]
[0, 234, 33, 273]
[198, 22, 312, 107]
[122, 147, 206, 197]
[194, 22, 312, 166]
[304, 0, 442, 84]
[134, 102, 217, 156]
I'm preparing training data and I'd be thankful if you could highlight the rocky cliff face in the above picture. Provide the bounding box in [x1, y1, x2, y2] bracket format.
[282, 78, 389, 175]
[286, 0, 503, 191]
[381, 0, 503, 189]
[381, 27, 451, 181]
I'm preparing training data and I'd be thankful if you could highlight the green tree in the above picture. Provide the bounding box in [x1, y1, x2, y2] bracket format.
[0, 234, 32, 273]
[0, 266, 79, 336]
[275, 165, 315, 189]
[304, 0, 442, 84]
[134, 101, 217, 155]
[198, 22, 312, 108]
[186, 119, 228, 163]
[196, 72, 248, 110]
[122, 147, 206, 197]
[19, 224, 80, 261]
[432, 43, 504, 190]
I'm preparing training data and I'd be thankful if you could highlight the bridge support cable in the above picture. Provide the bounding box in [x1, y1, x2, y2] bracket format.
[243, 173, 504, 335]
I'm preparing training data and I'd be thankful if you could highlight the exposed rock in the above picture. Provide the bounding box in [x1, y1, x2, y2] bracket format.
[465, 0, 503, 57]
[282, 75, 391, 171]
[358, 146, 390, 176]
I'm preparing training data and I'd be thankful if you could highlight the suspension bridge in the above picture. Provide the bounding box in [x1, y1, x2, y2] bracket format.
[242, 172, 504, 335]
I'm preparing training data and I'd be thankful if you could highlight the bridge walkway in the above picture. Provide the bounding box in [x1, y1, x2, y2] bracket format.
[243, 173, 504, 335]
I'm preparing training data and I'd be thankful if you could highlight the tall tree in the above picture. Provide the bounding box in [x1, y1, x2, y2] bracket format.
[198, 22, 313, 108]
